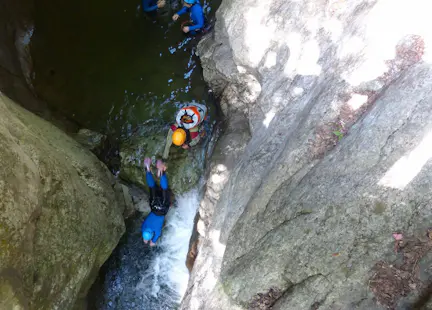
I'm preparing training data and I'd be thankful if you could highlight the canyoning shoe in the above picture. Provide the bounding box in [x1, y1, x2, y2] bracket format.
[144, 157, 152, 171]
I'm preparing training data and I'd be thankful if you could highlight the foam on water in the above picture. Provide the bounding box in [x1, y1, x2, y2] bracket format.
[93, 188, 200, 310]
[137, 189, 199, 301]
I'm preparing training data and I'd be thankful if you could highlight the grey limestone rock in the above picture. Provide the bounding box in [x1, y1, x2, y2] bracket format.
[184, 0, 432, 308]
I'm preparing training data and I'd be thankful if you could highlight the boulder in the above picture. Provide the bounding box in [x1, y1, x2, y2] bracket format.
[0, 93, 125, 309]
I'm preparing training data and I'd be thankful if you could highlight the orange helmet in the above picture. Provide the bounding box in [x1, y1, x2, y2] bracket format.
[172, 128, 187, 146]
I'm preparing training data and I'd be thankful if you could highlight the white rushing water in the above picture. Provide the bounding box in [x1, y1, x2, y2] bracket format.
[95, 188, 200, 310]
[137, 189, 199, 303]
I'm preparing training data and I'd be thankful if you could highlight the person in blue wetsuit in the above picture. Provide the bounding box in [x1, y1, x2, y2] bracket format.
[142, 0, 166, 13]
[141, 158, 171, 246]
[172, 0, 205, 34]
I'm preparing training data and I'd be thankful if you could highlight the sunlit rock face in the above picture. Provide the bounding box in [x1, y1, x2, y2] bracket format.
[183, 0, 432, 309]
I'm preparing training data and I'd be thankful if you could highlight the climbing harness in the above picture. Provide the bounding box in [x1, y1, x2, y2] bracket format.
[150, 188, 170, 216]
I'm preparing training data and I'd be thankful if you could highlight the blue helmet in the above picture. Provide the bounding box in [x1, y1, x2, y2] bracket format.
[184, 0, 197, 4]
[143, 229, 154, 241]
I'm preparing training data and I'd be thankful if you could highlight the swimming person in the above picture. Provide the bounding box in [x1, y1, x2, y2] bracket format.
[172, 0, 205, 35]
[142, 0, 166, 13]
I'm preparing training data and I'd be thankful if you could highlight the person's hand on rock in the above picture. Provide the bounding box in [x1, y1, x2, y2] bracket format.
[182, 26, 190, 33]
[172, 14, 179, 21]
[156, 159, 166, 172]
[156, 159, 167, 177]
[157, 0, 166, 8]
[144, 157, 152, 171]
[150, 241, 156, 247]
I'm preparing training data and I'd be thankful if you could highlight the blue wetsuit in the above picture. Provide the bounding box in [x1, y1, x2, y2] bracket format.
[143, 0, 159, 12]
[177, 3, 205, 32]
[142, 212, 165, 243]
[141, 171, 170, 243]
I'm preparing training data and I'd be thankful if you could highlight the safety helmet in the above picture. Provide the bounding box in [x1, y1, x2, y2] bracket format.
[184, 0, 196, 4]
[143, 229, 154, 241]
[172, 128, 187, 146]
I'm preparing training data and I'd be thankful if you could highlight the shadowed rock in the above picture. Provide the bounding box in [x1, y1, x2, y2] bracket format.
[0, 93, 126, 309]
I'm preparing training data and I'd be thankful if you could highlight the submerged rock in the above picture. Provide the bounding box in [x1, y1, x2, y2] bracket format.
[184, 0, 432, 309]
[0, 93, 125, 309]
[74, 128, 106, 151]
[119, 125, 206, 194]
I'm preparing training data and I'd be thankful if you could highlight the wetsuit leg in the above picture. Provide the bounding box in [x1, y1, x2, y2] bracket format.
[160, 173, 171, 208]
[146, 171, 157, 204]
[146, 171, 156, 188]
[160, 173, 168, 190]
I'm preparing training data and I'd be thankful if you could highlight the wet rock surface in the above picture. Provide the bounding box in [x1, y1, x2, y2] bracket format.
[0, 0, 45, 126]
[119, 127, 202, 194]
[74, 128, 106, 151]
[0, 0, 79, 132]
[119, 119, 215, 194]
[183, 0, 432, 309]
[89, 190, 202, 310]
[0, 93, 125, 309]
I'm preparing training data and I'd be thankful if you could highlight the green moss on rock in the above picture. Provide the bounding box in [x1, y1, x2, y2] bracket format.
[119, 128, 203, 193]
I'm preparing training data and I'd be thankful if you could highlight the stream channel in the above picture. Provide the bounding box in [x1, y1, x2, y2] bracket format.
[30, 0, 221, 308]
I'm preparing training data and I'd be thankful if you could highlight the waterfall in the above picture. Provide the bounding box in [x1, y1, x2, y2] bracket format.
[94, 189, 200, 310]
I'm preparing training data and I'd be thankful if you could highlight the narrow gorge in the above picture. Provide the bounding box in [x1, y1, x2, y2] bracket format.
[2, 0, 432, 310]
